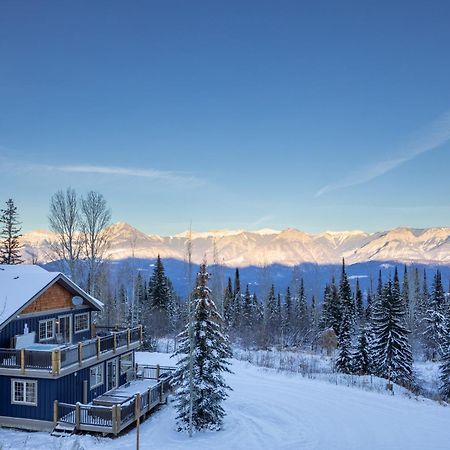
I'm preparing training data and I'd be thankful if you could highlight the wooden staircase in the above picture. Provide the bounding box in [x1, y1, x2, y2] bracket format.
[51, 422, 76, 437]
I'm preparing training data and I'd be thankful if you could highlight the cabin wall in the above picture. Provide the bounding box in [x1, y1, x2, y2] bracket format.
[0, 308, 92, 348]
[0, 352, 132, 422]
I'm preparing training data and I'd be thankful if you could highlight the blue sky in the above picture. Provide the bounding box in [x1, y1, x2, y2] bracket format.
[1, 0, 449, 234]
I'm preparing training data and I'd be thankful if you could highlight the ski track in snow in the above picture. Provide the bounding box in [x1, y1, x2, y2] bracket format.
[0, 353, 450, 450]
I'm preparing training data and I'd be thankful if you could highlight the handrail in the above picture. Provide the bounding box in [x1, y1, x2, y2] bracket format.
[54, 367, 175, 435]
[0, 326, 143, 373]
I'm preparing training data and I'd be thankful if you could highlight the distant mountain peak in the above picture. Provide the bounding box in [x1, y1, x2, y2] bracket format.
[20, 223, 450, 267]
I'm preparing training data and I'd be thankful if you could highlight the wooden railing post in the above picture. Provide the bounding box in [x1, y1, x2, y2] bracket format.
[75, 402, 80, 431]
[78, 342, 83, 367]
[52, 349, 61, 375]
[113, 334, 117, 354]
[135, 394, 141, 449]
[97, 336, 101, 360]
[160, 381, 163, 404]
[156, 364, 160, 380]
[91, 322, 96, 339]
[127, 329, 131, 349]
[117, 404, 122, 434]
[53, 400, 59, 427]
[20, 348, 25, 374]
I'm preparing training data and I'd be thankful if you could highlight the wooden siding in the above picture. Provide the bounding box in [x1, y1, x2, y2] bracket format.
[0, 354, 129, 422]
[22, 282, 75, 315]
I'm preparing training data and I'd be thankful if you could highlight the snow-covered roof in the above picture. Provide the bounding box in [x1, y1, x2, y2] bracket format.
[0, 264, 103, 329]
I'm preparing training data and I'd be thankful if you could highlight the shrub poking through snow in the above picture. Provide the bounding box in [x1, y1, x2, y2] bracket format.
[172, 262, 232, 432]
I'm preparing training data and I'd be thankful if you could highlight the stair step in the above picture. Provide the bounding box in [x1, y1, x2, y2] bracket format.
[51, 423, 76, 437]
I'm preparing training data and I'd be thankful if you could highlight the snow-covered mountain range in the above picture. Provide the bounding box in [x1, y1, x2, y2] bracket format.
[20, 222, 450, 267]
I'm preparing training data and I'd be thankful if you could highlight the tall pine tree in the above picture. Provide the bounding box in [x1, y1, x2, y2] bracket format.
[172, 263, 232, 432]
[371, 279, 413, 386]
[0, 199, 23, 265]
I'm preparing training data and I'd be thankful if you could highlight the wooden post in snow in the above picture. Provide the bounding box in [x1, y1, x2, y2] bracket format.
[135, 393, 141, 450]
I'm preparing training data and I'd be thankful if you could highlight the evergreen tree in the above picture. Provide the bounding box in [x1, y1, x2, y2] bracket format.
[320, 284, 333, 331]
[355, 278, 365, 327]
[172, 263, 232, 432]
[264, 284, 278, 341]
[371, 279, 413, 386]
[295, 278, 309, 343]
[422, 270, 447, 361]
[329, 276, 341, 336]
[366, 290, 373, 323]
[309, 295, 319, 350]
[232, 268, 242, 331]
[284, 286, 292, 335]
[223, 278, 234, 330]
[353, 327, 371, 375]
[336, 260, 354, 373]
[439, 334, 450, 400]
[0, 199, 23, 264]
[401, 265, 411, 325]
[148, 255, 172, 337]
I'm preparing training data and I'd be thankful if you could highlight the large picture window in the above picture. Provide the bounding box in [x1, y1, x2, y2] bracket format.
[90, 363, 104, 389]
[12, 380, 37, 406]
[74, 312, 89, 333]
[38, 319, 54, 341]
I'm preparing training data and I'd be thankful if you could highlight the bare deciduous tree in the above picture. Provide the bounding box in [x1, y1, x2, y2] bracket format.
[48, 188, 82, 281]
[80, 191, 112, 295]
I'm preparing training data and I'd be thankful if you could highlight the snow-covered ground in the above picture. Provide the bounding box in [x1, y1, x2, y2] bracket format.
[1, 352, 450, 450]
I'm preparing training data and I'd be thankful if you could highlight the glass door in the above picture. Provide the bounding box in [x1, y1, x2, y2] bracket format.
[57, 315, 72, 344]
[106, 358, 118, 391]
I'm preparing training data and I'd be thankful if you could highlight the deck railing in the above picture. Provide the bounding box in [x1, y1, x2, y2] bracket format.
[54, 364, 175, 435]
[0, 325, 143, 374]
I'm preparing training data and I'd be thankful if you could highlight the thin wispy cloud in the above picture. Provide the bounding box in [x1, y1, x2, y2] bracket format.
[315, 111, 450, 197]
[0, 152, 204, 188]
[54, 164, 203, 186]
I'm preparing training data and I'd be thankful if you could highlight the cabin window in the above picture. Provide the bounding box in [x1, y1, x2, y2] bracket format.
[90, 363, 104, 389]
[11, 380, 37, 406]
[74, 312, 89, 333]
[120, 352, 133, 375]
[38, 319, 55, 341]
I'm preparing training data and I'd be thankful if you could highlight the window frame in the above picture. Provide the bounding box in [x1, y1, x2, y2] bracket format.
[38, 318, 55, 342]
[11, 379, 38, 406]
[74, 312, 90, 334]
[90, 363, 104, 390]
[120, 352, 134, 375]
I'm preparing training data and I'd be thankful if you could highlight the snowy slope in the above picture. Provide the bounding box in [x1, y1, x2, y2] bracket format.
[1, 352, 450, 450]
[20, 223, 450, 267]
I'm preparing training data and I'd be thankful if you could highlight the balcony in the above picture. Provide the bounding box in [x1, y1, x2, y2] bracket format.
[0, 326, 142, 376]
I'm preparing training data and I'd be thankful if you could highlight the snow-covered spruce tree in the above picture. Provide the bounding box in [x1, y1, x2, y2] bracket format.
[0, 198, 23, 264]
[295, 279, 309, 344]
[422, 270, 447, 361]
[223, 277, 234, 330]
[371, 279, 413, 387]
[147, 255, 173, 338]
[353, 327, 371, 375]
[336, 260, 354, 374]
[172, 263, 232, 432]
[264, 284, 278, 344]
[439, 334, 450, 400]
[283, 286, 292, 340]
[355, 278, 365, 327]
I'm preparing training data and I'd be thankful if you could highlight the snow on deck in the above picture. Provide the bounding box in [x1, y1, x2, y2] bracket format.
[111, 378, 158, 397]
[1, 353, 450, 449]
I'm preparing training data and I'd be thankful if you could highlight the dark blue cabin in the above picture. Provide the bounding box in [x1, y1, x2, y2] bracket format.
[0, 265, 141, 431]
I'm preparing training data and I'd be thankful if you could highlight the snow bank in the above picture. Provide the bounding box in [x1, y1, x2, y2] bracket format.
[1, 353, 450, 450]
